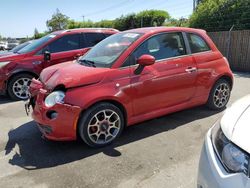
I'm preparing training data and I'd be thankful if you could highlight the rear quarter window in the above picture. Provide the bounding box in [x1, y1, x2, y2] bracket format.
[187, 33, 211, 53]
[84, 33, 106, 47]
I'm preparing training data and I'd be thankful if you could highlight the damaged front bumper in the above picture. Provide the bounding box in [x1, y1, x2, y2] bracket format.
[28, 80, 81, 141]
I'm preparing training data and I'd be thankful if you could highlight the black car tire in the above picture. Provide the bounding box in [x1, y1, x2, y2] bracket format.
[78, 102, 125, 148]
[8, 73, 34, 100]
[206, 79, 231, 110]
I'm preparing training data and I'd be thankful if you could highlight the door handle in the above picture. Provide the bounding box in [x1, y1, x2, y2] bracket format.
[185, 67, 197, 73]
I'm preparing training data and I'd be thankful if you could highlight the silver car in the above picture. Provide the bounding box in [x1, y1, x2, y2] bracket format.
[198, 95, 250, 188]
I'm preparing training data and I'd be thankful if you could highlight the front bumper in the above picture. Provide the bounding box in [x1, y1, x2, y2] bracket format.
[197, 129, 250, 188]
[31, 91, 81, 141]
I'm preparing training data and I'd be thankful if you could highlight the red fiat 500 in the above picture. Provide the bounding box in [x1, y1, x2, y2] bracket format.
[28, 27, 233, 147]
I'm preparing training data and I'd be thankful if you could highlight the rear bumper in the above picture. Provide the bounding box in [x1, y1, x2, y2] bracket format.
[197, 129, 250, 188]
[31, 91, 81, 141]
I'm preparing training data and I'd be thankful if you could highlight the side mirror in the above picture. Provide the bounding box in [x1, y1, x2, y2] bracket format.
[44, 51, 51, 61]
[134, 55, 155, 75]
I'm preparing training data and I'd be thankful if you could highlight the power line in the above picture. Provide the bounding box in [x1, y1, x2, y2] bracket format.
[84, 0, 134, 17]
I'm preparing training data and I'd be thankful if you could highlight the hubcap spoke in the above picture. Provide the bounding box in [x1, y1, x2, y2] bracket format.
[213, 83, 230, 108]
[12, 77, 31, 99]
[87, 109, 121, 145]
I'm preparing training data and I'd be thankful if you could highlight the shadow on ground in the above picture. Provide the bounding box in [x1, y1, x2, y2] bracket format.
[0, 95, 15, 105]
[4, 105, 221, 170]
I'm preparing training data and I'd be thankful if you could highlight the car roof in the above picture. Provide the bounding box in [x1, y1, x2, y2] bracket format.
[53, 28, 119, 35]
[125, 27, 206, 35]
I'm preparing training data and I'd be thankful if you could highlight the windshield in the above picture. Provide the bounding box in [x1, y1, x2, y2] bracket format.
[10, 41, 32, 53]
[79, 32, 143, 68]
[18, 34, 57, 54]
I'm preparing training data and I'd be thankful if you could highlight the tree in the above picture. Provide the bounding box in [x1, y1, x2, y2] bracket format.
[57, 9, 170, 31]
[46, 9, 70, 31]
[33, 28, 48, 39]
[135, 10, 170, 28]
[114, 10, 170, 31]
[34, 28, 39, 39]
[95, 20, 114, 28]
[114, 14, 136, 31]
[189, 0, 250, 31]
[164, 17, 189, 27]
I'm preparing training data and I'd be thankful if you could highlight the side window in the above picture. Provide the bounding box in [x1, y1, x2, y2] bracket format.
[84, 33, 106, 47]
[104, 33, 113, 38]
[122, 32, 186, 67]
[47, 34, 81, 53]
[187, 33, 210, 53]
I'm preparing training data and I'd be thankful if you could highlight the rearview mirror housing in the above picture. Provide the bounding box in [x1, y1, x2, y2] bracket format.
[137, 54, 155, 66]
[44, 51, 51, 61]
[134, 55, 155, 75]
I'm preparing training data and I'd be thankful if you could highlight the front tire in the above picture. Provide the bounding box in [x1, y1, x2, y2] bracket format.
[78, 102, 125, 148]
[206, 79, 231, 110]
[8, 73, 34, 100]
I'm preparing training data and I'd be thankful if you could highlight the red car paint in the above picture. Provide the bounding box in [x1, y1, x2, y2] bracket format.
[0, 28, 118, 95]
[30, 27, 233, 141]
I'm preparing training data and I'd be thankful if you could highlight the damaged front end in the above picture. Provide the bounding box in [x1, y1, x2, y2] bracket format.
[26, 78, 81, 141]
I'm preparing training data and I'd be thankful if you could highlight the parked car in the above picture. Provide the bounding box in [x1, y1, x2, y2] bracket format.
[0, 41, 8, 50]
[7, 39, 19, 50]
[0, 28, 118, 100]
[0, 40, 34, 57]
[27, 27, 233, 147]
[198, 95, 250, 188]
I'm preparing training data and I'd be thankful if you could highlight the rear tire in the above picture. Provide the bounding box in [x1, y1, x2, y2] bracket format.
[206, 79, 231, 110]
[8, 73, 34, 100]
[78, 102, 124, 148]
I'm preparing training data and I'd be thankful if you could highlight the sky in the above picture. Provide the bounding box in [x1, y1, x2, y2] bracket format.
[0, 0, 193, 38]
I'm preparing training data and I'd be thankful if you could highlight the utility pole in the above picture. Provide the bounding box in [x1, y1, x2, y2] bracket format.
[141, 17, 143, 28]
[193, 0, 196, 12]
[82, 15, 85, 22]
[226, 25, 234, 59]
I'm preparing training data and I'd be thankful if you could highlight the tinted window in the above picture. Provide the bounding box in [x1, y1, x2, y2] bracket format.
[47, 34, 80, 53]
[84, 33, 106, 47]
[18, 34, 57, 54]
[122, 32, 186, 67]
[187, 33, 210, 53]
[104, 33, 113, 38]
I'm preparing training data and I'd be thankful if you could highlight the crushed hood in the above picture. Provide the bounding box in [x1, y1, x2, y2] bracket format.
[221, 95, 250, 153]
[40, 61, 110, 90]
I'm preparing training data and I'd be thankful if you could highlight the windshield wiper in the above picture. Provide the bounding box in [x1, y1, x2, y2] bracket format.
[78, 59, 96, 67]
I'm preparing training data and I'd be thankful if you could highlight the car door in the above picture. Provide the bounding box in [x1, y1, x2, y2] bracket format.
[185, 32, 215, 96]
[42, 33, 85, 68]
[125, 32, 197, 116]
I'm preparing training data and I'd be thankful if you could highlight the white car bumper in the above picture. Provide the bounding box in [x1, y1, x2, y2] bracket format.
[197, 129, 250, 188]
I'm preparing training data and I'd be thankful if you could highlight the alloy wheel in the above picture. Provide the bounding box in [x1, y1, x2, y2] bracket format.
[87, 109, 121, 145]
[12, 77, 31, 100]
[213, 83, 230, 108]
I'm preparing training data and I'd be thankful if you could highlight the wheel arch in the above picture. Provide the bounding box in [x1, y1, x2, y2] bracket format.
[214, 74, 233, 89]
[204, 73, 233, 104]
[7, 70, 39, 86]
[76, 99, 128, 139]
